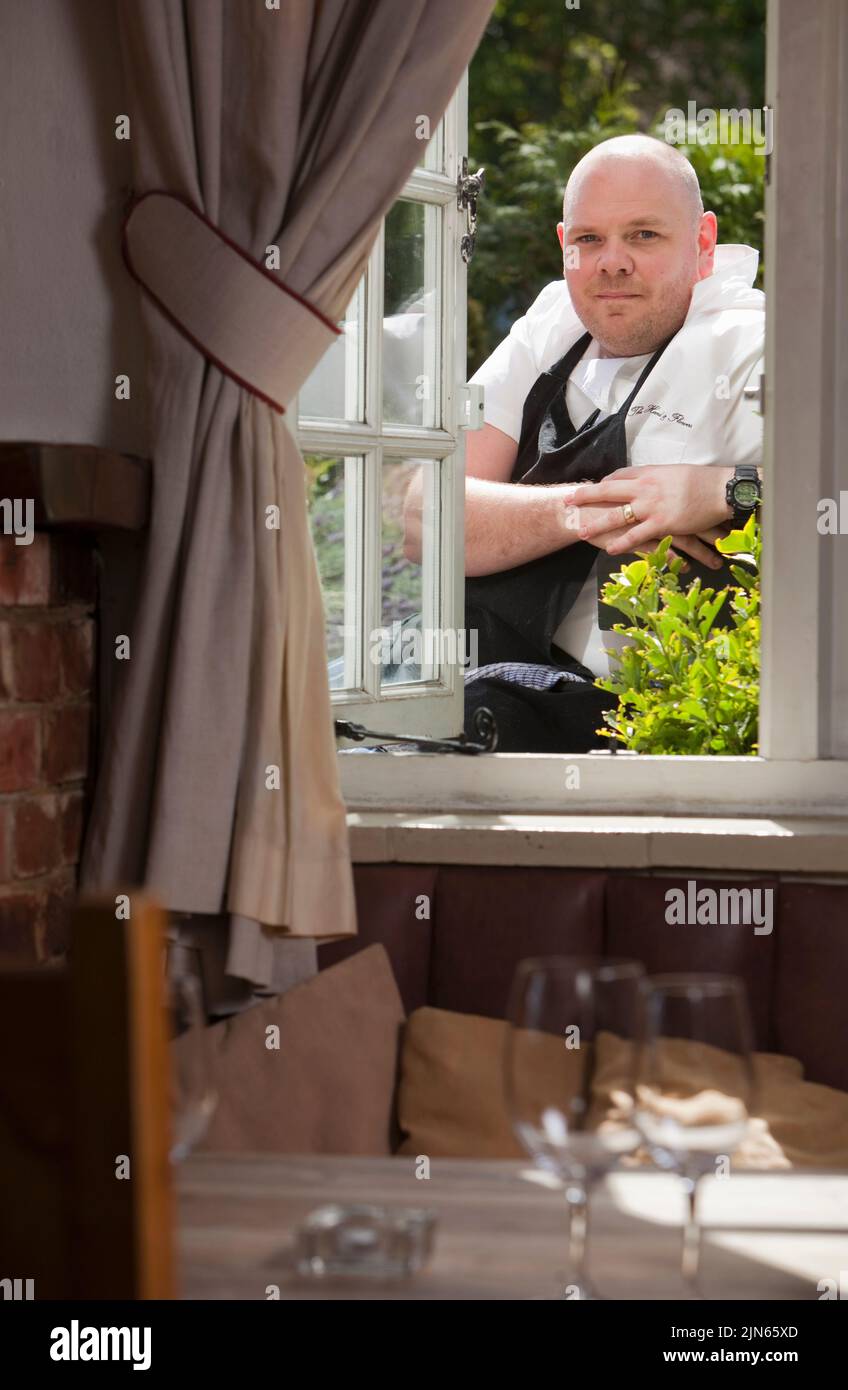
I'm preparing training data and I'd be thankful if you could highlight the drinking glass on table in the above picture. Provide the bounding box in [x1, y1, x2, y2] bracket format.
[165, 943, 218, 1163]
[633, 974, 756, 1296]
[504, 957, 645, 1300]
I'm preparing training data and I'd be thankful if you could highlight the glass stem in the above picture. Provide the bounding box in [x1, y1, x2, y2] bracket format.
[681, 1171, 702, 1292]
[566, 1177, 596, 1298]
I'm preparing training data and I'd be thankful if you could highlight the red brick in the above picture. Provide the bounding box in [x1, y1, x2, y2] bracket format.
[50, 536, 96, 606]
[0, 623, 12, 698]
[59, 789, 87, 865]
[42, 705, 90, 783]
[0, 619, 62, 701]
[0, 710, 40, 792]
[0, 533, 51, 606]
[13, 794, 61, 878]
[59, 619, 94, 696]
[0, 888, 41, 963]
[41, 870, 76, 961]
[0, 803, 9, 881]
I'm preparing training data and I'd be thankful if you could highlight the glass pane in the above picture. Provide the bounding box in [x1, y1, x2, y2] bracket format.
[418, 116, 445, 173]
[383, 200, 441, 430]
[305, 453, 363, 691]
[298, 280, 365, 423]
[380, 457, 440, 687]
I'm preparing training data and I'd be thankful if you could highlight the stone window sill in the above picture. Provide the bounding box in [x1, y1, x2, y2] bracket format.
[347, 811, 848, 876]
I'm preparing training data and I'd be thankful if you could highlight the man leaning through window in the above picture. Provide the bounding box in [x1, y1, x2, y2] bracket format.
[404, 133, 765, 752]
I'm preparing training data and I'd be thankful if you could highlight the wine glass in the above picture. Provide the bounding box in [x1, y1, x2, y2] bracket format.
[504, 957, 645, 1300]
[633, 974, 756, 1297]
[165, 942, 218, 1163]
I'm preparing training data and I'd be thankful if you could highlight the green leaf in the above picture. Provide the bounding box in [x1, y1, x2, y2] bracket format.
[593, 522, 761, 755]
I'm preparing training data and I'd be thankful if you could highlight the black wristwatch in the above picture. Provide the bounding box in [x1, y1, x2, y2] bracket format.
[725, 465, 762, 527]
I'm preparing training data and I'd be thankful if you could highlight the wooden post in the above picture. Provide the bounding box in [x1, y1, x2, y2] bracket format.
[0, 891, 174, 1299]
[70, 892, 175, 1299]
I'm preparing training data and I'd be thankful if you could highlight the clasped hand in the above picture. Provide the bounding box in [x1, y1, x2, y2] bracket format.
[568, 464, 734, 569]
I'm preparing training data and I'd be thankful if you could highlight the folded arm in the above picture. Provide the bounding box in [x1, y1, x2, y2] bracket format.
[403, 424, 585, 576]
[403, 428, 729, 576]
[570, 465, 755, 555]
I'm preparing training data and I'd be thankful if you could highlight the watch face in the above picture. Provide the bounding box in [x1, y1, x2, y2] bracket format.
[733, 479, 759, 508]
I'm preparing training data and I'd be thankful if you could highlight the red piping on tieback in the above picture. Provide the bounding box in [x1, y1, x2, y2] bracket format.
[120, 189, 342, 414]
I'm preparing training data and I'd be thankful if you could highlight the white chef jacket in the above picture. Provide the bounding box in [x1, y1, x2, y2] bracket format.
[468, 244, 765, 676]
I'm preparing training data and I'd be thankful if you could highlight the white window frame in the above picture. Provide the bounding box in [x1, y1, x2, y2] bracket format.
[297, 81, 469, 740]
[339, 0, 848, 825]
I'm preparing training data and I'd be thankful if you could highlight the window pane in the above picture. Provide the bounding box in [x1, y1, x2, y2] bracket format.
[418, 116, 445, 173]
[380, 457, 440, 687]
[305, 452, 363, 691]
[298, 281, 365, 423]
[383, 200, 441, 430]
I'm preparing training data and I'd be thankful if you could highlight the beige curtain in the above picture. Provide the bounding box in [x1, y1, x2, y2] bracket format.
[81, 0, 494, 990]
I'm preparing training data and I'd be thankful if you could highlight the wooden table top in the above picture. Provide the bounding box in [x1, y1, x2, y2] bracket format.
[178, 1154, 848, 1301]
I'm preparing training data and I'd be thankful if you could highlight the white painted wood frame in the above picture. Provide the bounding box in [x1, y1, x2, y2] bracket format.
[297, 81, 469, 738]
[340, 1, 848, 826]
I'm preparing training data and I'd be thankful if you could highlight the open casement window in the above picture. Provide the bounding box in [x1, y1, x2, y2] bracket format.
[298, 77, 476, 741]
[320, 1, 848, 825]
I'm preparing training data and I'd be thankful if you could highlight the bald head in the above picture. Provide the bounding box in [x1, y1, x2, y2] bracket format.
[564, 135, 704, 230]
[556, 133, 716, 356]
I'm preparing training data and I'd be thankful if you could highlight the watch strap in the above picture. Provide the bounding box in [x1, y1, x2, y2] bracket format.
[727, 465, 761, 527]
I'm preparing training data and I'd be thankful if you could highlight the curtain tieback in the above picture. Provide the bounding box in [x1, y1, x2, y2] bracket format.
[122, 191, 340, 414]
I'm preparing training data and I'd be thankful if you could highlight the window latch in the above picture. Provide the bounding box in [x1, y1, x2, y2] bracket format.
[459, 382, 485, 430]
[334, 706, 498, 754]
[457, 156, 486, 264]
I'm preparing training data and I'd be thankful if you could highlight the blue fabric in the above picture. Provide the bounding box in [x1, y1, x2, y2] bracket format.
[464, 661, 590, 691]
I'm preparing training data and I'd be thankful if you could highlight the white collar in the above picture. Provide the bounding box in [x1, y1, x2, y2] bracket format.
[686, 244, 762, 320]
[571, 341, 649, 411]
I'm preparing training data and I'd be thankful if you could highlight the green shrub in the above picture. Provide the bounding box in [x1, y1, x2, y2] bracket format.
[672, 139, 765, 287]
[594, 516, 761, 754]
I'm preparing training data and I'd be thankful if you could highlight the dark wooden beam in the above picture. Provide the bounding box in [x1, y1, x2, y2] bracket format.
[0, 442, 150, 530]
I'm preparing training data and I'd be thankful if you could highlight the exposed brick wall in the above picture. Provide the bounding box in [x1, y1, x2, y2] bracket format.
[0, 533, 96, 962]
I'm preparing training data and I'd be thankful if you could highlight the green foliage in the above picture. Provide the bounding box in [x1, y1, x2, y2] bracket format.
[305, 455, 422, 664]
[594, 517, 761, 755]
[305, 455, 346, 661]
[384, 199, 424, 317]
[676, 140, 765, 280]
[471, 1, 765, 135]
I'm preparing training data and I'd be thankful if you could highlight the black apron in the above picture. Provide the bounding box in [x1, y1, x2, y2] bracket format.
[463, 329, 737, 753]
